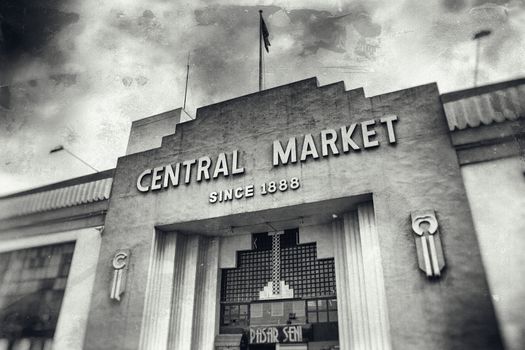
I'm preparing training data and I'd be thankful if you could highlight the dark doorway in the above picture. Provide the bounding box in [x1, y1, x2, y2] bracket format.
[249, 344, 275, 350]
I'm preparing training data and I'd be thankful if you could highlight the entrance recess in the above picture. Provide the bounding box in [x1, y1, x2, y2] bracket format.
[219, 228, 338, 348]
[137, 201, 391, 350]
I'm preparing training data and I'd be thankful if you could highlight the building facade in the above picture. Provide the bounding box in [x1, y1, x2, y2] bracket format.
[0, 77, 524, 350]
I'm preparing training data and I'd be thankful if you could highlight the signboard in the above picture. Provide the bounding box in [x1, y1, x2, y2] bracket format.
[249, 325, 303, 344]
[135, 115, 399, 204]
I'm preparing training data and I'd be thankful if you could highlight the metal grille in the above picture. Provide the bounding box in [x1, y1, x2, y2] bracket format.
[220, 230, 336, 302]
[281, 244, 336, 298]
[221, 249, 272, 302]
[270, 232, 282, 295]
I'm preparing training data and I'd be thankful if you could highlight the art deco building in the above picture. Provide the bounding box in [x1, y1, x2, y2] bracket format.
[0, 77, 523, 350]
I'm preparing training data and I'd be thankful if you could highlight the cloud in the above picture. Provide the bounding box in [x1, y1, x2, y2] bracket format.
[0, 0, 524, 195]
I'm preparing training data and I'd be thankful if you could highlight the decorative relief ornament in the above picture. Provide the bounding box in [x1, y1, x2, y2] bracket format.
[259, 231, 294, 300]
[110, 250, 130, 301]
[411, 210, 445, 278]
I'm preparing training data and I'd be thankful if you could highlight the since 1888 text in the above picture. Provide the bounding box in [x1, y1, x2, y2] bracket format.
[209, 177, 300, 204]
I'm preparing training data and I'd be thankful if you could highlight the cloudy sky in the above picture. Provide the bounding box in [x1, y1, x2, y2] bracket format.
[0, 0, 524, 195]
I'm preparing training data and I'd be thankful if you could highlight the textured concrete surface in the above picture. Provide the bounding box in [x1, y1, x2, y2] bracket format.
[126, 108, 193, 156]
[83, 78, 502, 349]
[462, 157, 525, 350]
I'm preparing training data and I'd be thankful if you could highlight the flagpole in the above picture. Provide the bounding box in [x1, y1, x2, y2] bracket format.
[259, 10, 263, 91]
[183, 52, 190, 110]
[474, 39, 480, 87]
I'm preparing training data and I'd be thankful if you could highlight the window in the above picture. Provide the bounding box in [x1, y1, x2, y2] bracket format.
[221, 229, 336, 303]
[306, 298, 338, 324]
[221, 304, 249, 326]
[0, 242, 76, 349]
[271, 302, 283, 316]
[250, 303, 263, 318]
[221, 249, 272, 302]
[292, 300, 305, 317]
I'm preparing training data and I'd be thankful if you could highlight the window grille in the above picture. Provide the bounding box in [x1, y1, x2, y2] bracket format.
[220, 229, 336, 302]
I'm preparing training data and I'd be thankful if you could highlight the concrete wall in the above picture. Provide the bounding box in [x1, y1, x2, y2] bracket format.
[461, 156, 525, 350]
[300, 223, 334, 259]
[219, 233, 251, 268]
[84, 78, 502, 349]
[126, 108, 193, 156]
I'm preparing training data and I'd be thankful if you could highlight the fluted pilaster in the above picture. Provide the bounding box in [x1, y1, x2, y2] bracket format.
[138, 232, 178, 350]
[332, 203, 391, 350]
[191, 237, 220, 350]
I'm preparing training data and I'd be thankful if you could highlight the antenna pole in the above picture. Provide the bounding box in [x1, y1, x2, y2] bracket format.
[472, 30, 492, 87]
[183, 52, 190, 110]
[474, 39, 480, 87]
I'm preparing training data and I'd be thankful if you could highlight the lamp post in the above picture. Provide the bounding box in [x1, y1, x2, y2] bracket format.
[473, 29, 492, 87]
[50, 145, 99, 172]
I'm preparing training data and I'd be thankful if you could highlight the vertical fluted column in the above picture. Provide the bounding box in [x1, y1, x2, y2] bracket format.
[138, 231, 178, 350]
[332, 203, 391, 350]
[138, 233, 222, 350]
[357, 202, 391, 350]
[191, 237, 220, 350]
[168, 234, 200, 350]
[332, 218, 351, 348]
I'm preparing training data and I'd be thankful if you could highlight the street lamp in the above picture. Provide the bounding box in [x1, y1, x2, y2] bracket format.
[473, 29, 492, 87]
[50, 145, 99, 172]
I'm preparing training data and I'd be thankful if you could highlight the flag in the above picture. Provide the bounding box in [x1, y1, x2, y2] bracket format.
[260, 14, 271, 52]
